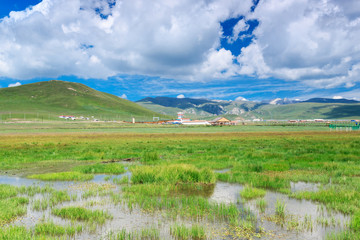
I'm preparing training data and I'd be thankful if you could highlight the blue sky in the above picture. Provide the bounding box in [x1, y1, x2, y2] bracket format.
[0, 0, 359, 101]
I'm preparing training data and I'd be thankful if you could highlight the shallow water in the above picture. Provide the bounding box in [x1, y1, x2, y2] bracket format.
[209, 182, 349, 240]
[290, 181, 319, 192]
[0, 174, 350, 239]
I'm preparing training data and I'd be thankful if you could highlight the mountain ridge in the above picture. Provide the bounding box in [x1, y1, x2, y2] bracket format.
[137, 96, 360, 120]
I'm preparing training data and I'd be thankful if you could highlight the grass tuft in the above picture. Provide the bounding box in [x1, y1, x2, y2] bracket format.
[28, 172, 94, 181]
[240, 185, 266, 200]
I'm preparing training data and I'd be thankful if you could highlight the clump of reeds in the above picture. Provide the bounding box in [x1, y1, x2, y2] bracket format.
[131, 164, 216, 184]
[73, 163, 126, 174]
[240, 185, 266, 200]
[275, 199, 286, 220]
[52, 206, 112, 224]
[28, 172, 94, 181]
[170, 223, 206, 240]
[256, 198, 267, 213]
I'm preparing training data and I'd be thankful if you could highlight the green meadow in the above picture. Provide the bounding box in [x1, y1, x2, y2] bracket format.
[0, 125, 359, 239]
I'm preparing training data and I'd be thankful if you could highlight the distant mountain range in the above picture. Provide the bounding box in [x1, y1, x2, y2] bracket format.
[1, 80, 358, 121]
[137, 97, 360, 120]
[303, 98, 359, 104]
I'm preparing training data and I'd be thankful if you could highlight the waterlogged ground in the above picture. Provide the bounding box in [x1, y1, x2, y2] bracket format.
[0, 170, 350, 240]
[0, 130, 359, 239]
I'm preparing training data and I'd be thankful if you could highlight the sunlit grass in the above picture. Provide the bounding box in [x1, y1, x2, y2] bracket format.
[131, 164, 216, 184]
[34, 222, 83, 237]
[28, 172, 94, 181]
[73, 163, 126, 174]
[0, 131, 360, 237]
[240, 185, 266, 200]
[52, 206, 112, 224]
[170, 223, 206, 240]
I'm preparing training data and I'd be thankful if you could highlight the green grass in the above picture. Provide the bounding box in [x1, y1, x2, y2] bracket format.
[0, 80, 167, 122]
[131, 164, 216, 184]
[34, 222, 83, 237]
[0, 226, 33, 240]
[28, 172, 94, 181]
[170, 224, 206, 240]
[240, 186, 266, 200]
[0, 184, 57, 225]
[275, 199, 286, 219]
[52, 206, 112, 224]
[0, 131, 360, 237]
[108, 227, 160, 240]
[0, 185, 18, 199]
[49, 190, 71, 206]
[73, 163, 126, 174]
[351, 210, 360, 231]
[0, 197, 29, 225]
[113, 176, 129, 185]
[0, 223, 82, 240]
[256, 198, 267, 213]
[116, 182, 256, 234]
[291, 186, 360, 214]
[327, 230, 360, 240]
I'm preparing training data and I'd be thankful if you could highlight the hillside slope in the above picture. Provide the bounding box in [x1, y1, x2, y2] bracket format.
[0, 80, 167, 121]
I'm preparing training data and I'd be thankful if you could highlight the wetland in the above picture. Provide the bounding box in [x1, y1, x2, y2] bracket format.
[0, 128, 359, 239]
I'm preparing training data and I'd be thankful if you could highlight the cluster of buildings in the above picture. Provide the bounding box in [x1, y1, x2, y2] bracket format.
[58, 115, 98, 121]
[165, 112, 236, 126]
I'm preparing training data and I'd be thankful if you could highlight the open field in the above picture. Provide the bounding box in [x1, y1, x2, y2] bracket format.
[0, 128, 359, 239]
[0, 121, 335, 134]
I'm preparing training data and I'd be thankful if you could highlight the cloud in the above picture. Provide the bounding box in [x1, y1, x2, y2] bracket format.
[0, 0, 253, 80]
[237, 0, 360, 88]
[0, 0, 359, 94]
[235, 96, 248, 101]
[332, 96, 343, 99]
[176, 94, 185, 99]
[227, 19, 249, 43]
[8, 82, 22, 87]
[119, 94, 127, 99]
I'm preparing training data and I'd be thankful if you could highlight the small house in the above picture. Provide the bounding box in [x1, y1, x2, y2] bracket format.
[210, 117, 231, 126]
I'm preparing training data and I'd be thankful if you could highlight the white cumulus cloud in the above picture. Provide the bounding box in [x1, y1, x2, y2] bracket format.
[0, 0, 359, 93]
[176, 94, 185, 99]
[119, 94, 127, 99]
[237, 0, 360, 88]
[8, 82, 22, 87]
[235, 96, 248, 101]
[0, 0, 253, 80]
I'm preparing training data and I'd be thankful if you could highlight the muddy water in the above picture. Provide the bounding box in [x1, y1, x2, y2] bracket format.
[0, 174, 350, 240]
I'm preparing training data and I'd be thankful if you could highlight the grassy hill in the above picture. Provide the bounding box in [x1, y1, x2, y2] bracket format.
[0, 80, 168, 121]
[253, 103, 360, 120]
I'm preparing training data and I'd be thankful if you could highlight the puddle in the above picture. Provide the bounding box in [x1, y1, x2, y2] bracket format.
[290, 181, 319, 192]
[209, 182, 243, 204]
[214, 168, 231, 174]
[0, 175, 350, 240]
[209, 182, 349, 240]
[0, 171, 130, 191]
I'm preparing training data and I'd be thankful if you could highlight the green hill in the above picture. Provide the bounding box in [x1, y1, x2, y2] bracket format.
[253, 103, 360, 120]
[0, 80, 167, 121]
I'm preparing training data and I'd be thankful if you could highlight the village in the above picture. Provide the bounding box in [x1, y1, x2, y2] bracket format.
[58, 112, 360, 129]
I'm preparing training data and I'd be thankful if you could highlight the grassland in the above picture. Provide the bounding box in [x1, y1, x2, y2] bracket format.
[0, 80, 168, 122]
[0, 120, 332, 135]
[0, 128, 359, 239]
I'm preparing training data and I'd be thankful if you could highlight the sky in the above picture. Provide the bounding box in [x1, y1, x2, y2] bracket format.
[0, 0, 360, 101]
